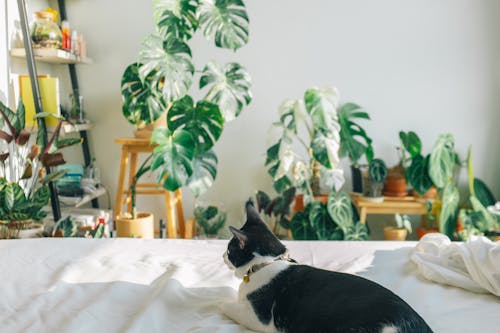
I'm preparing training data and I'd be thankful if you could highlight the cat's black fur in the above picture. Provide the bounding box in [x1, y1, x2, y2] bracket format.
[225, 201, 434, 333]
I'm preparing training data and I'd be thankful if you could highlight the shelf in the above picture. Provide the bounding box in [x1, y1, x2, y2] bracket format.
[59, 187, 107, 208]
[61, 121, 94, 135]
[10, 48, 92, 64]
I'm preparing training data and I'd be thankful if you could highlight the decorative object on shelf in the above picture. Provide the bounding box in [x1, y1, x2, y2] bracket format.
[265, 86, 344, 203]
[52, 216, 105, 238]
[30, 10, 62, 49]
[384, 213, 412, 241]
[0, 101, 81, 238]
[337, 102, 373, 193]
[120, 0, 252, 199]
[193, 202, 227, 239]
[289, 191, 368, 241]
[364, 158, 387, 202]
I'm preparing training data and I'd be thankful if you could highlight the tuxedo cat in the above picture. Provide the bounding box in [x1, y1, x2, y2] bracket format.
[221, 201, 433, 333]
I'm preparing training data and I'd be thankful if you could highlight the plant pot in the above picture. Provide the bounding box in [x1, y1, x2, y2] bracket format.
[416, 227, 439, 240]
[116, 212, 154, 238]
[293, 194, 329, 213]
[384, 226, 408, 240]
[351, 165, 363, 193]
[363, 182, 384, 203]
[411, 187, 438, 202]
[133, 113, 167, 139]
[384, 166, 407, 197]
[0, 219, 39, 239]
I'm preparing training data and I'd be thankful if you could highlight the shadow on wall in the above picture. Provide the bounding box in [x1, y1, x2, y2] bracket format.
[482, 1, 500, 198]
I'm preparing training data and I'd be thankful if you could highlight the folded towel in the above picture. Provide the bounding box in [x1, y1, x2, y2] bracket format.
[411, 233, 500, 297]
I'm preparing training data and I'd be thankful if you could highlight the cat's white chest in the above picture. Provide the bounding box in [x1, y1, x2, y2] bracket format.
[238, 261, 291, 299]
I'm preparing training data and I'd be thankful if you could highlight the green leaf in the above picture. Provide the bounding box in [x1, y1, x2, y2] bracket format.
[121, 63, 166, 125]
[200, 61, 252, 122]
[198, 0, 249, 51]
[399, 131, 421, 158]
[439, 183, 459, 236]
[265, 140, 281, 166]
[311, 131, 340, 169]
[186, 150, 218, 197]
[0, 100, 18, 138]
[32, 186, 50, 207]
[42, 169, 67, 185]
[290, 207, 317, 240]
[56, 138, 83, 150]
[277, 99, 304, 134]
[470, 196, 498, 231]
[309, 201, 337, 240]
[345, 223, 369, 241]
[167, 96, 224, 153]
[304, 86, 340, 135]
[368, 158, 387, 183]
[405, 154, 433, 195]
[92, 223, 105, 238]
[338, 103, 373, 164]
[16, 100, 25, 132]
[429, 134, 456, 188]
[138, 34, 194, 103]
[473, 178, 496, 208]
[3, 183, 26, 212]
[326, 191, 353, 233]
[151, 128, 195, 191]
[155, 0, 199, 41]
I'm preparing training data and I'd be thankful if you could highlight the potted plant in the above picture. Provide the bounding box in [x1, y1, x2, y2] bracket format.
[0, 101, 81, 238]
[289, 191, 369, 241]
[265, 86, 344, 209]
[116, 0, 252, 236]
[384, 213, 412, 240]
[193, 203, 227, 239]
[337, 102, 374, 193]
[363, 158, 387, 202]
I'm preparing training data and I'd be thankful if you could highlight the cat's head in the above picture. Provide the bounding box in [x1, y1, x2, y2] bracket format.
[223, 200, 287, 278]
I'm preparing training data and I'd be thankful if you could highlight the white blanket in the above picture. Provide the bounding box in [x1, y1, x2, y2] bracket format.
[0, 239, 499, 333]
[411, 233, 500, 297]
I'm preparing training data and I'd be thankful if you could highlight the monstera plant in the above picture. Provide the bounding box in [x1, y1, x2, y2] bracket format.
[121, 0, 251, 198]
[265, 86, 344, 201]
[0, 101, 80, 238]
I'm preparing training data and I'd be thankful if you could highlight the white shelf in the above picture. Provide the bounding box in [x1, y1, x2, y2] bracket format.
[10, 48, 92, 64]
[59, 187, 107, 208]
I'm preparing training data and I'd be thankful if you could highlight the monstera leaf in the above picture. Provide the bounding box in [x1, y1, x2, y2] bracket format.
[429, 134, 456, 188]
[338, 103, 373, 165]
[154, 0, 199, 41]
[198, 0, 249, 51]
[311, 131, 340, 169]
[151, 128, 195, 191]
[167, 95, 223, 153]
[439, 183, 459, 236]
[186, 150, 218, 197]
[304, 87, 340, 135]
[200, 61, 252, 122]
[121, 63, 166, 125]
[405, 154, 433, 195]
[138, 34, 194, 103]
[277, 99, 306, 134]
[326, 191, 353, 233]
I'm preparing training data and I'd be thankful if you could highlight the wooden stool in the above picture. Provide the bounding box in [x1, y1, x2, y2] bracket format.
[114, 138, 190, 238]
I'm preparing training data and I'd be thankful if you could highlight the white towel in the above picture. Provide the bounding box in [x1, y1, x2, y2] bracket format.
[411, 233, 500, 297]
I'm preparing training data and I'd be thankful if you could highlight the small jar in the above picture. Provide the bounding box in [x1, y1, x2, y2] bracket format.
[30, 11, 62, 49]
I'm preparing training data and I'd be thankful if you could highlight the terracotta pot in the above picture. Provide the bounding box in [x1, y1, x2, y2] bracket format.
[384, 166, 407, 197]
[411, 187, 438, 201]
[116, 212, 154, 238]
[416, 227, 439, 240]
[383, 226, 408, 240]
[133, 112, 167, 139]
[293, 194, 328, 214]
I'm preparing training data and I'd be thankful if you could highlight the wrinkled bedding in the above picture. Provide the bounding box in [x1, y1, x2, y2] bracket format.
[0, 239, 498, 333]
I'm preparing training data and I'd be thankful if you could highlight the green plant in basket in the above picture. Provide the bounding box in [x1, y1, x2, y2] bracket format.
[0, 101, 81, 238]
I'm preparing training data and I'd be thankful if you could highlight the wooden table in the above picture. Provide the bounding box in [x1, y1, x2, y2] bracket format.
[350, 194, 427, 224]
[114, 138, 192, 238]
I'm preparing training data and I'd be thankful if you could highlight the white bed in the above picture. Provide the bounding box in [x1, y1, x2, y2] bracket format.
[0, 239, 498, 333]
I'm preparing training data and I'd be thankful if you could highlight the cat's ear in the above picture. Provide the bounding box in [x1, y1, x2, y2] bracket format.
[229, 226, 248, 249]
[245, 200, 264, 226]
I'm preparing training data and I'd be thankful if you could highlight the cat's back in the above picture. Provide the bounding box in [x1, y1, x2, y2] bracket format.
[250, 264, 433, 333]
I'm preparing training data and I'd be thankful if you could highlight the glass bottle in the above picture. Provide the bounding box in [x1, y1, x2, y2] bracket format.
[30, 11, 62, 49]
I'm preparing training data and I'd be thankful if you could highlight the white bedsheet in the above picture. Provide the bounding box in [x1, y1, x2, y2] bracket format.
[0, 239, 498, 333]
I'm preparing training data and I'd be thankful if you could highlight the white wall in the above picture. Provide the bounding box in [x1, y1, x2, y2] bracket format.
[11, 0, 499, 237]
